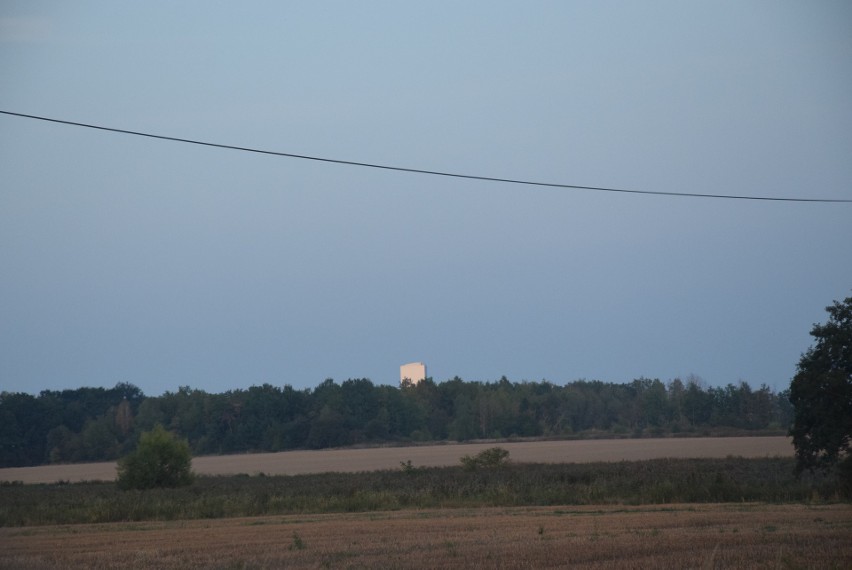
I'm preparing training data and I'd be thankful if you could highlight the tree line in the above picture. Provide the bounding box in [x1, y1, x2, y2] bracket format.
[0, 376, 792, 468]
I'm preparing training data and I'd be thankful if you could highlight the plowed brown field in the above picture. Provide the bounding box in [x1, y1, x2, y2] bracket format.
[1, 503, 849, 569]
[0, 436, 793, 484]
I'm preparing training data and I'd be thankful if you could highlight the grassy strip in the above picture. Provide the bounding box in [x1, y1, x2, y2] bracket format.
[0, 457, 841, 527]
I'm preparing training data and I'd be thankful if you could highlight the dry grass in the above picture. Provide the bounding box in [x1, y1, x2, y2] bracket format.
[0, 436, 793, 484]
[1, 503, 849, 569]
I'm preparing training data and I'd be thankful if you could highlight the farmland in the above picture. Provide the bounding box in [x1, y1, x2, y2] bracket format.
[2, 504, 850, 569]
[2, 437, 848, 568]
[0, 436, 793, 484]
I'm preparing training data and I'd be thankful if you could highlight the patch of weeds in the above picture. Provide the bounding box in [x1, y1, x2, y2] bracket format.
[443, 540, 459, 557]
[321, 550, 359, 568]
[367, 513, 393, 521]
[10, 529, 39, 537]
[627, 528, 662, 537]
[589, 521, 602, 542]
[279, 517, 322, 525]
[289, 531, 306, 551]
[762, 525, 778, 533]
[220, 561, 261, 570]
[121, 524, 167, 532]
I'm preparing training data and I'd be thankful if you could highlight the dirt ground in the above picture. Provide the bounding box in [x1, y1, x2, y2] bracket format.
[1, 503, 849, 569]
[0, 436, 793, 484]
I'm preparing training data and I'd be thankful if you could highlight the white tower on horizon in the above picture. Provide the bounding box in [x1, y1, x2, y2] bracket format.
[400, 362, 427, 385]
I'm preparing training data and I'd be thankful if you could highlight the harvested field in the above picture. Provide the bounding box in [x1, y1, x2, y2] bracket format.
[1, 503, 849, 569]
[0, 436, 793, 484]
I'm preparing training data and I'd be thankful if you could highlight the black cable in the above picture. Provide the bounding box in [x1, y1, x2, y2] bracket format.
[2, 109, 850, 203]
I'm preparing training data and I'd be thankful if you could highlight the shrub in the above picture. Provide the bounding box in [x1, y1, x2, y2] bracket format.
[117, 425, 195, 490]
[460, 447, 510, 471]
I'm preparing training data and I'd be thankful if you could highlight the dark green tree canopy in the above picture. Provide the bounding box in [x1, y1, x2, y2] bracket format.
[789, 295, 852, 473]
[117, 425, 194, 490]
[2, 376, 795, 468]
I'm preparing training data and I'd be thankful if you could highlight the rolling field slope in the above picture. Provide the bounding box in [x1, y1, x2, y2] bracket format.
[0, 436, 792, 484]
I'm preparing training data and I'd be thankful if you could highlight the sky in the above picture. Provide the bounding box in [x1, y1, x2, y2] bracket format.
[1, 1, 851, 396]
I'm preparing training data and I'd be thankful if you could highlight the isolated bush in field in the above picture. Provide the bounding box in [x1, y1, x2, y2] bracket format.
[460, 447, 510, 471]
[117, 425, 194, 490]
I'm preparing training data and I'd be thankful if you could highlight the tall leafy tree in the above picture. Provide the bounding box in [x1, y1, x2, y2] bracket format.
[789, 295, 852, 473]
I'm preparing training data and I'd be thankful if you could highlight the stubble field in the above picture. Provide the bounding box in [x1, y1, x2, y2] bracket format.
[2, 503, 850, 569]
[0, 436, 793, 484]
[4, 437, 846, 569]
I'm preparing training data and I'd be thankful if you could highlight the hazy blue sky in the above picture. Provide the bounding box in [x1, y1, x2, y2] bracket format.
[2, 2, 851, 396]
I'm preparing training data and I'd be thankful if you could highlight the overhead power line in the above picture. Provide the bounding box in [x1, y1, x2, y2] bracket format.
[2, 109, 850, 203]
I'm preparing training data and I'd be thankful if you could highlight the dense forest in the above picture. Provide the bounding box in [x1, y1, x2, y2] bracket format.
[0, 377, 793, 468]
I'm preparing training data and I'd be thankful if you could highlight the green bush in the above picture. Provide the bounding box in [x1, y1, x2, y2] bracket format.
[117, 425, 195, 490]
[460, 447, 510, 471]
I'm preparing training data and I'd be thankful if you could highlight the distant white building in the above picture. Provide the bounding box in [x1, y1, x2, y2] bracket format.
[400, 362, 427, 385]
